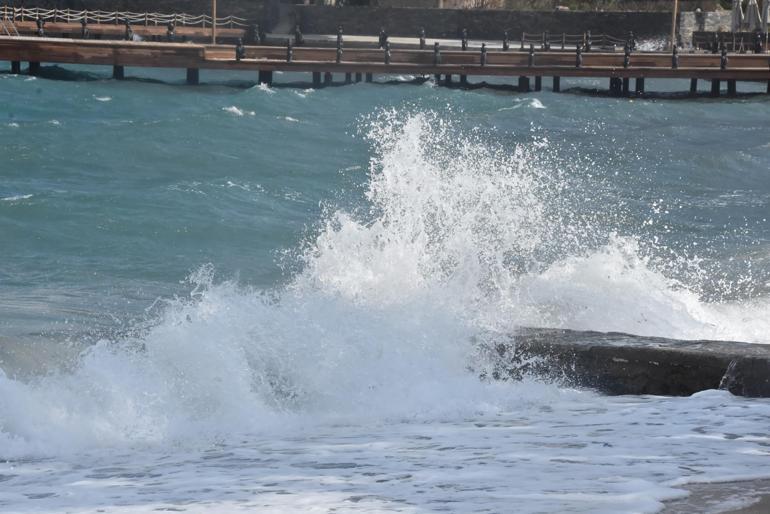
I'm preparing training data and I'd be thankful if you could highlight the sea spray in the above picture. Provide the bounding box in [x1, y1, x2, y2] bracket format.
[2, 107, 769, 459]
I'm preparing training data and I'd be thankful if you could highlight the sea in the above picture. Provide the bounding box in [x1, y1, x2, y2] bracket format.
[1, 64, 770, 513]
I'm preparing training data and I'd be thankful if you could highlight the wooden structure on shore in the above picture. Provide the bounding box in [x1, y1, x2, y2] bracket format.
[1, 7, 247, 43]
[1, 35, 769, 96]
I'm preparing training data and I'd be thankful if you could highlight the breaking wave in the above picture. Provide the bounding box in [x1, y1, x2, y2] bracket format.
[1, 109, 768, 457]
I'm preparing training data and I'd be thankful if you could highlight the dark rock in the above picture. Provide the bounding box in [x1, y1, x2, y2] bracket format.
[486, 328, 770, 398]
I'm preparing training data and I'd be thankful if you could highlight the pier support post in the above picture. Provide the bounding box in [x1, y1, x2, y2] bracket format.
[622, 77, 630, 96]
[534, 76, 542, 91]
[518, 76, 530, 92]
[727, 79, 736, 96]
[609, 77, 622, 96]
[711, 79, 720, 97]
[324, 72, 333, 86]
[186, 68, 199, 85]
[460, 75, 467, 86]
[690, 78, 697, 95]
[552, 76, 560, 92]
[11, 61, 21, 74]
[312, 72, 321, 88]
[345, 72, 352, 84]
[365, 73, 373, 82]
[113, 65, 125, 80]
[445, 74, 452, 85]
[28, 62, 41, 76]
[258, 70, 273, 86]
[434, 74, 441, 84]
[767, 80, 770, 94]
[355, 72, 362, 83]
[634, 77, 645, 94]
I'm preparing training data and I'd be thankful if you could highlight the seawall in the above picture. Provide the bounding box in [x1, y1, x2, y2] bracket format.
[295, 6, 673, 38]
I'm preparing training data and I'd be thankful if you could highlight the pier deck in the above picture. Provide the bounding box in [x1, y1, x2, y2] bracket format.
[2, 36, 769, 92]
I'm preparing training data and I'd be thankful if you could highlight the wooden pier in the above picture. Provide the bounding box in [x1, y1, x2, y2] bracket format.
[2, 35, 769, 95]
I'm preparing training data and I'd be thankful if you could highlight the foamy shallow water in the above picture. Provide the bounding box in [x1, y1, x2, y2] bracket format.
[2, 390, 769, 514]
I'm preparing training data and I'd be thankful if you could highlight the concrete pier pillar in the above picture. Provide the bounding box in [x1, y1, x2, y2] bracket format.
[518, 76, 530, 92]
[634, 77, 645, 94]
[727, 79, 736, 96]
[28, 62, 41, 76]
[345, 72, 352, 84]
[622, 77, 630, 96]
[258, 70, 273, 85]
[711, 79, 720, 97]
[434, 74, 441, 84]
[460, 75, 467, 86]
[312, 71, 321, 88]
[324, 72, 333, 86]
[534, 76, 542, 91]
[690, 78, 698, 95]
[365, 73, 373, 82]
[355, 72, 362, 82]
[552, 76, 560, 92]
[445, 74, 452, 85]
[186, 68, 199, 85]
[113, 65, 125, 80]
[11, 61, 21, 74]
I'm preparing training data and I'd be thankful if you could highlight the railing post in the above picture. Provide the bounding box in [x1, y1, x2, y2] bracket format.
[211, 0, 217, 43]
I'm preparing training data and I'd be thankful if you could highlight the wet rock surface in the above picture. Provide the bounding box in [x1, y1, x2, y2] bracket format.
[494, 328, 770, 397]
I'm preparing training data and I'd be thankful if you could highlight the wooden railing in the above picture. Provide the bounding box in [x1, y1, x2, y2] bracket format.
[520, 31, 629, 50]
[692, 31, 769, 53]
[0, 7, 248, 28]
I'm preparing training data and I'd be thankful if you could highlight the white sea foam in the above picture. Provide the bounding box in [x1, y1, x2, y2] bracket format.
[1, 194, 33, 202]
[222, 106, 255, 117]
[1, 109, 769, 513]
[530, 98, 546, 109]
[94, 96, 112, 102]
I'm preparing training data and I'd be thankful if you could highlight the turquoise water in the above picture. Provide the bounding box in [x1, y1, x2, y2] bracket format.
[2, 66, 768, 342]
[1, 64, 770, 513]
